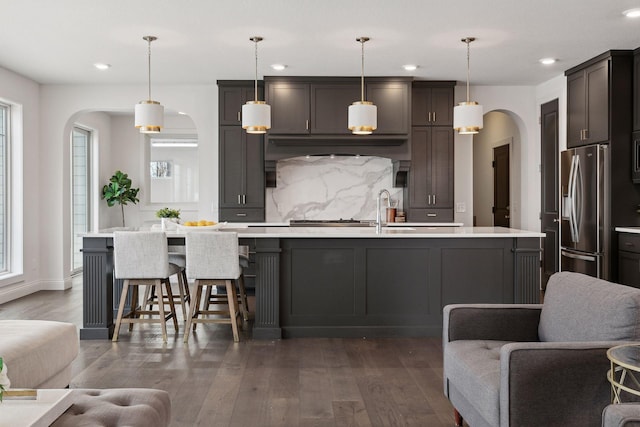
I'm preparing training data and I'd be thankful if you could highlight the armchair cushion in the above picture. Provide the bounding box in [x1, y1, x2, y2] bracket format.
[603, 403, 640, 427]
[539, 272, 640, 342]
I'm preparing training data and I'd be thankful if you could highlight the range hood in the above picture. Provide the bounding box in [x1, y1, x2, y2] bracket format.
[264, 135, 410, 188]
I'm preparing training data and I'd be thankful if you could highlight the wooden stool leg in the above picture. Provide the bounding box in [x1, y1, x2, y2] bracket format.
[237, 275, 250, 322]
[176, 270, 187, 320]
[454, 409, 463, 427]
[184, 280, 202, 343]
[182, 270, 190, 306]
[129, 285, 139, 332]
[164, 278, 179, 332]
[203, 285, 213, 310]
[226, 279, 240, 342]
[155, 279, 167, 342]
[112, 279, 130, 342]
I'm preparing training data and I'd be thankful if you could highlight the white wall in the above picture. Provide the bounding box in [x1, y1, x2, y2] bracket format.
[0, 66, 40, 303]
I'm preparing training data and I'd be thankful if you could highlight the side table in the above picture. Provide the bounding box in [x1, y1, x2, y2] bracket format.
[607, 343, 640, 403]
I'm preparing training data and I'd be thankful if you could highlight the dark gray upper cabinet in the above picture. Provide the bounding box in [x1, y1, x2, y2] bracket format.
[409, 127, 454, 212]
[366, 80, 411, 134]
[311, 83, 360, 134]
[411, 82, 455, 127]
[218, 81, 263, 126]
[565, 51, 632, 148]
[634, 48, 640, 131]
[219, 126, 265, 208]
[265, 77, 411, 136]
[266, 82, 311, 134]
[217, 81, 265, 222]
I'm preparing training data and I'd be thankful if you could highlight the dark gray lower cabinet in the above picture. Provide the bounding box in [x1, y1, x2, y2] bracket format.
[272, 237, 540, 338]
[618, 232, 640, 287]
[81, 235, 541, 340]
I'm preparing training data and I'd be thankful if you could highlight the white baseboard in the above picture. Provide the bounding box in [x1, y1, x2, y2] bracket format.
[0, 279, 70, 305]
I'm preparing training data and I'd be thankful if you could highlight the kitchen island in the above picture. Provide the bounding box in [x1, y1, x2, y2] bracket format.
[81, 226, 543, 340]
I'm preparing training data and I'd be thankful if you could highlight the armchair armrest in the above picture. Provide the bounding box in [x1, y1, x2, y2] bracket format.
[443, 304, 542, 344]
[500, 341, 624, 427]
[603, 403, 640, 427]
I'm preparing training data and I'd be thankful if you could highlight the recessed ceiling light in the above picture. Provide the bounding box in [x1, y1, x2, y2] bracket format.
[403, 64, 418, 71]
[539, 58, 557, 65]
[623, 8, 640, 17]
[178, 111, 187, 115]
[93, 63, 111, 70]
[271, 64, 287, 71]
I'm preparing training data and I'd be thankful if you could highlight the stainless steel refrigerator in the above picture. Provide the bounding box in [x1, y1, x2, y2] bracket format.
[560, 144, 610, 279]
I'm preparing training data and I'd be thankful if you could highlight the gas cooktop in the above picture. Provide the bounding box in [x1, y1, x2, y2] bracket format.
[289, 219, 373, 227]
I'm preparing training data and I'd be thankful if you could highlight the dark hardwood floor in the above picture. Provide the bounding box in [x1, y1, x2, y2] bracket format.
[0, 278, 456, 426]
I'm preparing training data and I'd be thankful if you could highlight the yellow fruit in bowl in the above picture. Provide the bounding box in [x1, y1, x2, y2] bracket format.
[197, 220, 207, 226]
[206, 221, 216, 226]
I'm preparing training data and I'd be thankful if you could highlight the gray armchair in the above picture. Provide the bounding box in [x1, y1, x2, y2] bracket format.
[443, 271, 640, 427]
[603, 404, 640, 427]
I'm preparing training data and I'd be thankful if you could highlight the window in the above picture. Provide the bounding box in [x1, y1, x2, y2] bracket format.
[71, 127, 91, 271]
[147, 136, 198, 204]
[0, 103, 8, 273]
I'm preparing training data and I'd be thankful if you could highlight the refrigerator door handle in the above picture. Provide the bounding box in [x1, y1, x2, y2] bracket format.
[561, 250, 596, 262]
[573, 155, 582, 242]
[567, 154, 578, 242]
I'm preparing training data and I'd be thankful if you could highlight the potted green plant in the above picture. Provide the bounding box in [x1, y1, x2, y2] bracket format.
[102, 170, 140, 227]
[156, 207, 181, 230]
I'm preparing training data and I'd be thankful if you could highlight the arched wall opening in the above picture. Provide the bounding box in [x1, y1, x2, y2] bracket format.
[472, 109, 526, 228]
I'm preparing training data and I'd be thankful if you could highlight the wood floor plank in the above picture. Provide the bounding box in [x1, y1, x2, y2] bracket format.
[332, 400, 373, 427]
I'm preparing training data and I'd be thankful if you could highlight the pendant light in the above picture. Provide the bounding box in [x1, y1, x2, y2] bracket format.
[453, 37, 483, 135]
[242, 36, 271, 134]
[134, 36, 164, 133]
[348, 37, 377, 135]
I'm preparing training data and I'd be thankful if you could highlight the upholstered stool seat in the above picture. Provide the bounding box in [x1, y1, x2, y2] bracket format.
[0, 320, 78, 388]
[50, 388, 171, 427]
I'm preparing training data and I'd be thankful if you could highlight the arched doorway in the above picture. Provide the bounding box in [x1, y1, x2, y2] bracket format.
[473, 110, 522, 228]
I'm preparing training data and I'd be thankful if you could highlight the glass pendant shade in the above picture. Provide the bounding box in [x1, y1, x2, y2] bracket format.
[348, 101, 377, 135]
[135, 100, 164, 133]
[453, 101, 483, 134]
[242, 101, 271, 134]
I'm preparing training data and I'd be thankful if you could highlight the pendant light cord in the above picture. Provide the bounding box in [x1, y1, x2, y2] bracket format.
[465, 39, 470, 103]
[147, 39, 152, 101]
[360, 39, 365, 102]
[254, 39, 259, 101]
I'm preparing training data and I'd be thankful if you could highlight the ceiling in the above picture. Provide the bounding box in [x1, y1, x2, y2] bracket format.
[1, 0, 639, 87]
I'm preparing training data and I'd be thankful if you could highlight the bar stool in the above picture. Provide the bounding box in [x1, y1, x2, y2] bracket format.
[202, 246, 250, 322]
[112, 231, 180, 342]
[184, 231, 242, 343]
[144, 250, 190, 320]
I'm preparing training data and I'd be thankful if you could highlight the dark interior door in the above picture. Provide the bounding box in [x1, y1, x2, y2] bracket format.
[541, 99, 560, 289]
[493, 144, 510, 227]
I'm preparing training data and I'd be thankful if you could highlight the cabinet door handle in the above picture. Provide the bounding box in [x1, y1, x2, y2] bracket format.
[428, 112, 432, 122]
[433, 194, 436, 205]
[242, 194, 246, 204]
[625, 242, 635, 247]
[428, 195, 431, 205]
[238, 194, 241, 204]
[433, 112, 436, 123]
[237, 111, 241, 122]
[584, 129, 589, 140]
[306, 119, 309, 130]
[427, 213, 437, 217]
[236, 213, 247, 217]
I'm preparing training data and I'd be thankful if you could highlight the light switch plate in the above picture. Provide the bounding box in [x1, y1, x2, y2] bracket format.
[456, 202, 466, 213]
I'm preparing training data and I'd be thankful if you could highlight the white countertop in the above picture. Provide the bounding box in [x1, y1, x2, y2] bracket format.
[225, 221, 464, 228]
[86, 226, 544, 239]
[616, 227, 640, 234]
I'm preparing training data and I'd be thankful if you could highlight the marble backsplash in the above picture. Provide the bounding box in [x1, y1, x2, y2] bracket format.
[265, 155, 404, 222]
